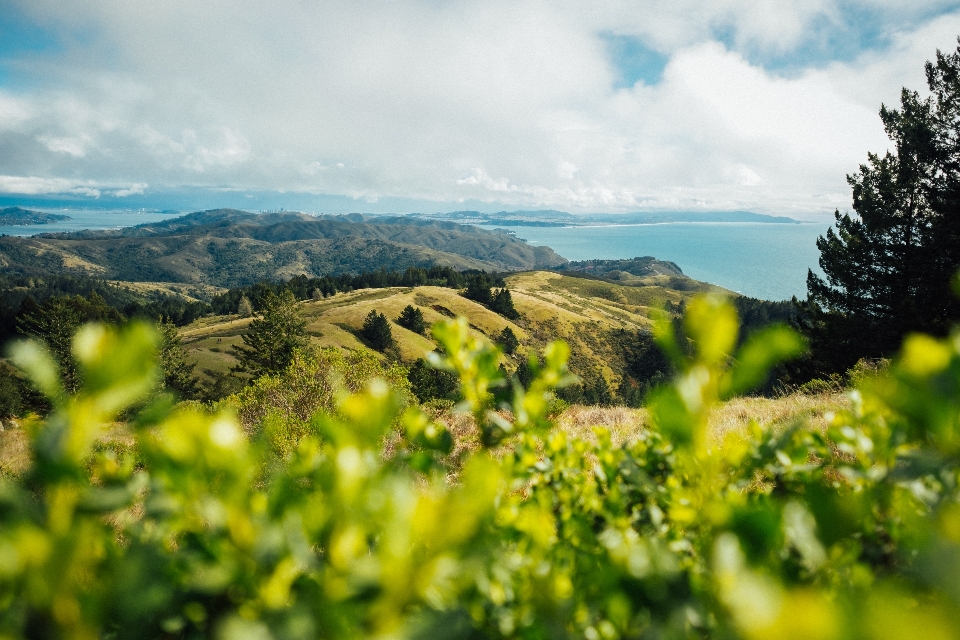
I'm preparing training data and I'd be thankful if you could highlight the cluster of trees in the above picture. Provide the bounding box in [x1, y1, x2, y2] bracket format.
[0, 274, 210, 345]
[461, 273, 520, 319]
[211, 267, 506, 314]
[799, 41, 960, 376]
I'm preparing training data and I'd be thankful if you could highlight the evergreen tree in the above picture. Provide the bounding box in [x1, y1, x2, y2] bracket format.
[490, 288, 520, 319]
[396, 305, 426, 334]
[496, 326, 519, 354]
[157, 318, 200, 399]
[361, 310, 394, 352]
[237, 295, 254, 318]
[802, 40, 960, 373]
[462, 275, 493, 306]
[17, 297, 84, 392]
[233, 291, 307, 378]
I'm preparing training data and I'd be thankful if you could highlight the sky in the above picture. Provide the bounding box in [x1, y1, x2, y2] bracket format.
[0, 1, 958, 220]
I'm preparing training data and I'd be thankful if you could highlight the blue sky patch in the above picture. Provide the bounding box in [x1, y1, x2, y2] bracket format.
[600, 32, 669, 88]
[717, 1, 960, 75]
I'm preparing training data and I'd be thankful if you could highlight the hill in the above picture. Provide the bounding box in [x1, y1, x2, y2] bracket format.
[0, 207, 71, 226]
[180, 269, 731, 393]
[0, 209, 566, 287]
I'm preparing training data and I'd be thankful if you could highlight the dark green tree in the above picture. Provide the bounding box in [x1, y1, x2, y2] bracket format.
[496, 326, 519, 355]
[490, 288, 520, 319]
[462, 275, 494, 306]
[233, 290, 307, 378]
[361, 310, 394, 352]
[17, 297, 84, 392]
[801, 40, 960, 373]
[396, 305, 426, 335]
[157, 318, 200, 399]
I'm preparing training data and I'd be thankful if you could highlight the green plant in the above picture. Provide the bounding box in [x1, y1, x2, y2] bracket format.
[360, 309, 394, 351]
[396, 304, 426, 334]
[4, 297, 960, 638]
[232, 290, 307, 378]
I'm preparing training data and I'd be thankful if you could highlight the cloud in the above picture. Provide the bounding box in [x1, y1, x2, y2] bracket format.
[0, 1, 958, 217]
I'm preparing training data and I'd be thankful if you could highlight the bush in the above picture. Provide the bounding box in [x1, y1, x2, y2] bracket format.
[5, 300, 960, 638]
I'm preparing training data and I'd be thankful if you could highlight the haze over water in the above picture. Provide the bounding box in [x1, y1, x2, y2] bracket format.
[482, 222, 827, 301]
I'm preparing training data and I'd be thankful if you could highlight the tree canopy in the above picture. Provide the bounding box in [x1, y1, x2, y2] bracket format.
[802, 40, 960, 373]
[232, 290, 308, 378]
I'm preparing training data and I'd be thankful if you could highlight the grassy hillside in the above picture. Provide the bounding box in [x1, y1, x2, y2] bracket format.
[181, 269, 732, 389]
[0, 209, 566, 286]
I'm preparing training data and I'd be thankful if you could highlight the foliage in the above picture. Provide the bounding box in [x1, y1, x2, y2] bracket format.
[495, 326, 519, 355]
[232, 290, 308, 378]
[157, 318, 200, 400]
[211, 266, 496, 313]
[230, 346, 410, 458]
[801, 40, 960, 373]
[237, 295, 253, 318]
[396, 304, 427, 334]
[407, 357, 460, 403]
[461, 273, 519, 319]
[7, 295, 960, 637]
[360, 309, 394, 352]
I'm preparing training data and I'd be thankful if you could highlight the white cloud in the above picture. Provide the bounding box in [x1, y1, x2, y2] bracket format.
[0, 0, 958, 218]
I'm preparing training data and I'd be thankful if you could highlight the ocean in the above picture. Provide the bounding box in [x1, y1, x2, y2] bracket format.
[0, 210, 183, 237]
[480, 222, 828, 301]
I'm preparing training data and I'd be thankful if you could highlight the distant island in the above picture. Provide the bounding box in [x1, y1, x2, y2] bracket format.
[0, 207, 72, 226]
[410, 209, 801, 226]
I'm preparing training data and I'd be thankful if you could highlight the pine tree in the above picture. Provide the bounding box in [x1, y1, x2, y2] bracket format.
[233, 291, 307, 378]
[157, 318, 200, 399]
[237, 295, 254, 318]
[802, 40, 960, 373]
[496, 326, 519, 354]
[17, 297, 84, 393]
[396, 305, 426, 334]
[361, 310, 393, 352]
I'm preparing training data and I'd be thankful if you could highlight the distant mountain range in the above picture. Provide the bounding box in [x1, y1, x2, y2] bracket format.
[0, 207, 71, 226]
[411, 209, 801, 226]
[0, 209, 566, 287]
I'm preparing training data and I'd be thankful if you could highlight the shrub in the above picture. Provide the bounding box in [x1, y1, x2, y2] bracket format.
[4, 299, 960, 638]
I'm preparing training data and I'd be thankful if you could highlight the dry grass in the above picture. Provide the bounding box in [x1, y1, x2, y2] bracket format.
[0, 420, 31, 478]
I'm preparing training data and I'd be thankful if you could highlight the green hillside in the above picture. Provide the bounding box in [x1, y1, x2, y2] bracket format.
[0, 209, 566, 286]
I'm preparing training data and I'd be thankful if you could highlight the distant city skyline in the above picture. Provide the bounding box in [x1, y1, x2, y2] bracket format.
[1, 1, 960, 220]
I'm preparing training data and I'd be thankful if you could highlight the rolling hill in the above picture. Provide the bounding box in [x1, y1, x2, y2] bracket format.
[0, 209, 566, 287]
[180, 269, 732, 391]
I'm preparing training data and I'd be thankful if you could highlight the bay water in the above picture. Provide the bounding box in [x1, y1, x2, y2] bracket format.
[481, 222, 829, 301]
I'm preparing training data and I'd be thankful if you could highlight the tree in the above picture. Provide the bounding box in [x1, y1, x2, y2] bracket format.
[17, 297, 84, 392]
[396, 305, 426, 334]
[237, 295, 254, 318]
[801, 40, 960, 373]
[233, 290, 307, 378]
[496, 326, 519, 354]
[157, 318, 200, 399]
[490, 288, 520, 319]
[360, 310, 393, 352]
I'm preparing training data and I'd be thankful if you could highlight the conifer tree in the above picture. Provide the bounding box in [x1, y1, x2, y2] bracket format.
[157, 318, 200, 399]
[361, 310, 394, 352]
[396, 305, 426, 334]
[233, 290, 307, 378]
[802, 40, 960, 372]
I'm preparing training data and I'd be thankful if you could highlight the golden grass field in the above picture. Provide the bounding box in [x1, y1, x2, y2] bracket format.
[178, 270, 730, 388]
